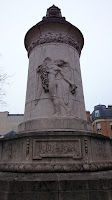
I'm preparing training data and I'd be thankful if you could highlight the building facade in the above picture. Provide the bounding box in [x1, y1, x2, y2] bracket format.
[0, 111, 24, 136]
[90, 105, 112, 138]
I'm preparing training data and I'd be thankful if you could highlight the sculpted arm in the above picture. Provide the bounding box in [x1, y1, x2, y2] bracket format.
[60, 70, 73, 85]
[59, 70, 77, 94]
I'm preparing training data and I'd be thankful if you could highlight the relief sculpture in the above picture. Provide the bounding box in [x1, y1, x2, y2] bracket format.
[27, 33, 81, 56]
[35, 57, 77, 116]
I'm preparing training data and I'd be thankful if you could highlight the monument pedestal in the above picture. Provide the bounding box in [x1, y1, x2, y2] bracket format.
[18, 117, 92, 132]
[0, 131, 112, 173]
[0, 171, 112, 200]
[0, 127, 112, 200]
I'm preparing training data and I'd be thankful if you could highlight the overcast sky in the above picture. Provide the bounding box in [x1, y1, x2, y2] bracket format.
[0, 0, 112, 114]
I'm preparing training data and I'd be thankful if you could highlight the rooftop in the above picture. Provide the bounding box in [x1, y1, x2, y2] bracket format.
[91, 105, 112, 121]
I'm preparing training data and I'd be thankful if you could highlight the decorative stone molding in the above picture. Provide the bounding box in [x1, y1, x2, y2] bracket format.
[27, 33, 81, 57]
[26, 138, 30, 154]
[0, 162, 112, 173]
[84, 138, 88, 153]
[0, 131, 111, 173]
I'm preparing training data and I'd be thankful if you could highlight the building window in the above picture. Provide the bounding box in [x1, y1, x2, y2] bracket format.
[110, 122, 112, 131]
[90, 115, 92, 121]
[95, 110, 100, 117]
[96, 122, 101, 132]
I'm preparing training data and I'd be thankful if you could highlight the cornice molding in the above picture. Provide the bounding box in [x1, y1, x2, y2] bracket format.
[27, 33, 81, 57]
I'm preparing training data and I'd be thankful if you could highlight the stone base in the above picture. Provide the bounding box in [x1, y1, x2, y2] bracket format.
[0, 171, 112, 200]
[0, 130, 112, 199]
[18, 117, 92, 133]
[0, 130, 112, 173]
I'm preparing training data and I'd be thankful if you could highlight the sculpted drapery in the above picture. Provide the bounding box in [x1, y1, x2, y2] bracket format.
[35, 57, 77, 116]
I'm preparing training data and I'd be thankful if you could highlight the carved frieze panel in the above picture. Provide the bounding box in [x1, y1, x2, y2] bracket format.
[35, 57, 77, 117]
[27, 33, 81, 56]
[33, 139, 81, 160]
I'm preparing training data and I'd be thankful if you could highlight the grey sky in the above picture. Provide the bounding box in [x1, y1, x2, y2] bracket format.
[0, 0, 112, 114]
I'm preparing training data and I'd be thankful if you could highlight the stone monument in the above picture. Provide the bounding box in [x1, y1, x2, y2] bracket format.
[19, 4, 92, 132]
[0, 5, 112, 200]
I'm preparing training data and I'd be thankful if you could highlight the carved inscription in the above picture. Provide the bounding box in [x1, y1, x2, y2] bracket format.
[33, 139, 81, 160]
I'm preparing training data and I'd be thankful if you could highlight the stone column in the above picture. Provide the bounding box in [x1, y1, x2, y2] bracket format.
[0, 8, 112, 200]
[19, 5, 92, 132]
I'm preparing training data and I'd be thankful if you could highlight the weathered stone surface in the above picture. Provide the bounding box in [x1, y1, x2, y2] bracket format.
[22, 4, 88, 132]
[18, 117, 92, 132]
[0, 131, 112, 173]
[24, 44, 86, 121]
[0, 171, 112, 200]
